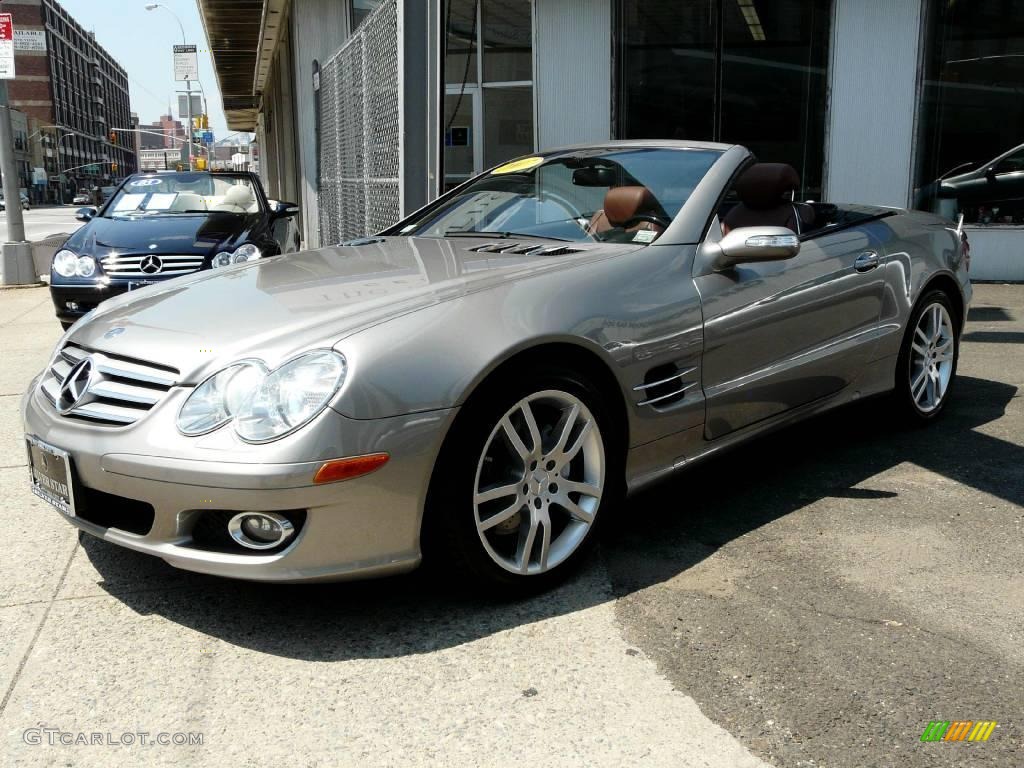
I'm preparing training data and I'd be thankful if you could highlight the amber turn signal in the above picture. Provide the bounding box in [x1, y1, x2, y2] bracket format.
[313, 453, 390, 484]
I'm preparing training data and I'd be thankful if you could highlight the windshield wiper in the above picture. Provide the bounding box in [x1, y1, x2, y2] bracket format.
[443, 230, 571, 242]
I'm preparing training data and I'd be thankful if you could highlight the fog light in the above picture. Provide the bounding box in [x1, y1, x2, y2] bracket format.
[227, 512, 295, 550]
[65, 301, 80, 311]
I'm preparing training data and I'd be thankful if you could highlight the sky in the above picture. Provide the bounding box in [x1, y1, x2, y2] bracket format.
[57, 0, 246, 142]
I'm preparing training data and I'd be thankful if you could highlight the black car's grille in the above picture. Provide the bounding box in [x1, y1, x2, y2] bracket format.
[100, 253, 205, 278]
[39, 343, 179, 426]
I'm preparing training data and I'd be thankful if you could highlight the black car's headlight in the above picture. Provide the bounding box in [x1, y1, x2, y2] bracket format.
[213, 243, 261, 268]
[53, 249, 97, 278]
[176, 350, 347, 442]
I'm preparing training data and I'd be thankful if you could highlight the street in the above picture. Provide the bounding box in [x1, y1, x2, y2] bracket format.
[0, 283, 1020, 767]
[0, 204, 82, 245]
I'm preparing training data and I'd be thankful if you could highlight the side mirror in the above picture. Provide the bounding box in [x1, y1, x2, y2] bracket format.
[75, 207, 97, 222]
[985, 166, 997, 180]
[710, 226, 800, 271]
[273, 201, 300, 218]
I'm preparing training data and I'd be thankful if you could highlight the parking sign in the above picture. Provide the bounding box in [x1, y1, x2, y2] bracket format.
[0, 13, 15, 80]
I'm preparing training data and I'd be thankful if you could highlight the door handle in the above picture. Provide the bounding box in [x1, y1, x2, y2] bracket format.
[854, 251, 879, 272]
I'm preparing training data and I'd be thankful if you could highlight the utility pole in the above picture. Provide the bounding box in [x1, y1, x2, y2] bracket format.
[0, 80, 35, 285]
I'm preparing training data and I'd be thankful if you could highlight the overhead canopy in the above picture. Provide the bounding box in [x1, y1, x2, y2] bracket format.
[196, 0, 289, 131]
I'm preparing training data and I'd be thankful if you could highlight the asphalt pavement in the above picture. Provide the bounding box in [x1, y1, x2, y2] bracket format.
[0, 204, 83, 244]
[0, 282, 1020, 767]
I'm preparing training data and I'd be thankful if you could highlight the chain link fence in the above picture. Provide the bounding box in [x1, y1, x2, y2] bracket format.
[319, 0, 401, 245]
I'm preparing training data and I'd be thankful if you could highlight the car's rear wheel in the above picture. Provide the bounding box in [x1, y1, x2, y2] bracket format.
[896, 289, 959, 422]
[426, 367, 619, 593]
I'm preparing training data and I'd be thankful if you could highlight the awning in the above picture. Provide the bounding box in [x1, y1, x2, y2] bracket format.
[196, 0, 289, 131]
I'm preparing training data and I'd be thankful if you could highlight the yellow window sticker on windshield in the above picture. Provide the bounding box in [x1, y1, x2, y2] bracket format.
[491, 157, 544, 175]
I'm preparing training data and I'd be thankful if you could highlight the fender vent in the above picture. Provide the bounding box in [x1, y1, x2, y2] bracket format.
[634, 364, 698, 409]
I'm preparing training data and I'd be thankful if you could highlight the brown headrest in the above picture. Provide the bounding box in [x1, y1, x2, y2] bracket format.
[603, 186, 657, 227]
[734, 163, 800, 210]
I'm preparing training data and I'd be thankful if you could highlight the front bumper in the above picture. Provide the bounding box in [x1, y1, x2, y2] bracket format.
[50, 280, 136, 324]
[21, 377, 455, 582]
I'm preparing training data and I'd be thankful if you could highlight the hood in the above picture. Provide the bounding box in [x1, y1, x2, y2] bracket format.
[70, 236, 641, 381]
[65, 212, 260, 257]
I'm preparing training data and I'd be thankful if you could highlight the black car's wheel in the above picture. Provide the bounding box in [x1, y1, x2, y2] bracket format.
[896, 289, 960, 422]
[426, 365, 621, 594]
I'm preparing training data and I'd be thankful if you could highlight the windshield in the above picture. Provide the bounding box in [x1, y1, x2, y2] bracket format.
[104, 174, 262, 218]
[401, 148, 721, 244]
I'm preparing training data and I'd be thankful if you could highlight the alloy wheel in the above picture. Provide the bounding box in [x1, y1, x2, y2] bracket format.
[473, 389, 604, 575]
[909, 302, 955, 413]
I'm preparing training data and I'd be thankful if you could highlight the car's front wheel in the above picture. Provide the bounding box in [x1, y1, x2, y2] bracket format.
[896, 289, 960, 421]
[427, 366, 619, 593]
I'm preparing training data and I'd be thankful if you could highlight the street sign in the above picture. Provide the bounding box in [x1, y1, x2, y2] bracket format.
[0, 14, 15, 80]
[173, 44, 198, 81]
[177, 94, 202, 118]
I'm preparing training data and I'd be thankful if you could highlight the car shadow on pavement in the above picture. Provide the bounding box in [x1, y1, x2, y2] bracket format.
[79, 375, 1020, 660]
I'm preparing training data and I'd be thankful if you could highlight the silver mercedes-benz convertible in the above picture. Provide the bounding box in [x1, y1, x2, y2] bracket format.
[22, 140, 971, 591]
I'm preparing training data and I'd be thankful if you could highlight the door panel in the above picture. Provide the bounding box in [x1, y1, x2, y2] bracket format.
[695, 225, 886, 439]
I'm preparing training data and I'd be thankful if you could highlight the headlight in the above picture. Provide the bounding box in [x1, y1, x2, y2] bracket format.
[53, 249, 78, 277]
[75, 255, 97, 277]
[232, 243, 261, 264]
[176, 362, 267, 436]
[212, 243, 261, 268]
[54, 250, 100, 278]
[234, 350, 347, 443]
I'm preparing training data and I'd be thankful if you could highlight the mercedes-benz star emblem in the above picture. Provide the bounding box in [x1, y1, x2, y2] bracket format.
[140, 254, 163, 274]
[103, 327, 125, 339]
[57, 358, 95, 415]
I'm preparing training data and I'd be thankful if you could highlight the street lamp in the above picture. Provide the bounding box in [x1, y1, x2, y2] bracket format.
[145, 3, 195, 169]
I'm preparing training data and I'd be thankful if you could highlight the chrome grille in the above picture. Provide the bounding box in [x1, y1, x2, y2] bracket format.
[39, 343, 179, 426]
[100, 253, 206, 278]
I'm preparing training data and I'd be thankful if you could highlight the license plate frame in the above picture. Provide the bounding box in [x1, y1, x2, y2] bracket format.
[25, 436, 77, 518]
[127, 280, 154, 292]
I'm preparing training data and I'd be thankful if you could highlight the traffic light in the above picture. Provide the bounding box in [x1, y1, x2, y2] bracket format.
[111, 162, 118, 172]
[201, 114, 209, 130]
[110, 131, 117, 144]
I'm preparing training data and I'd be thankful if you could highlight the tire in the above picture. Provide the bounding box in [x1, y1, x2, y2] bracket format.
[425, 364, 622, 595]
[895, 289, 960, 423]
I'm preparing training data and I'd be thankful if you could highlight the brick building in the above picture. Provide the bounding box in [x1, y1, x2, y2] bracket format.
[4, 0, 137, 201]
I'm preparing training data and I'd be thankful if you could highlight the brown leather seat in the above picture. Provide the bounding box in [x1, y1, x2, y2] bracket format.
[721, 163, 812, 234]
[588, 186, 666, 237]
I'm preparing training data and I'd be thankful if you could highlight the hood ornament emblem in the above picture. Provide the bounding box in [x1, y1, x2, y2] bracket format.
[57, 358, 95, 415]
[140, 254, 163, 274]
[103, 327, 125, 339]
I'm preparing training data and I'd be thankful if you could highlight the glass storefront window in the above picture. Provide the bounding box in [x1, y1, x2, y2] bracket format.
[446, 0, 478, 85]
[351, 1, 383, 31]
[443, 0, 534, 191]
[913, 1, 1024, 225]
[483, 86, 534, 167]
[618, 0, 831, 200]
[481, 0, 533, 82]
